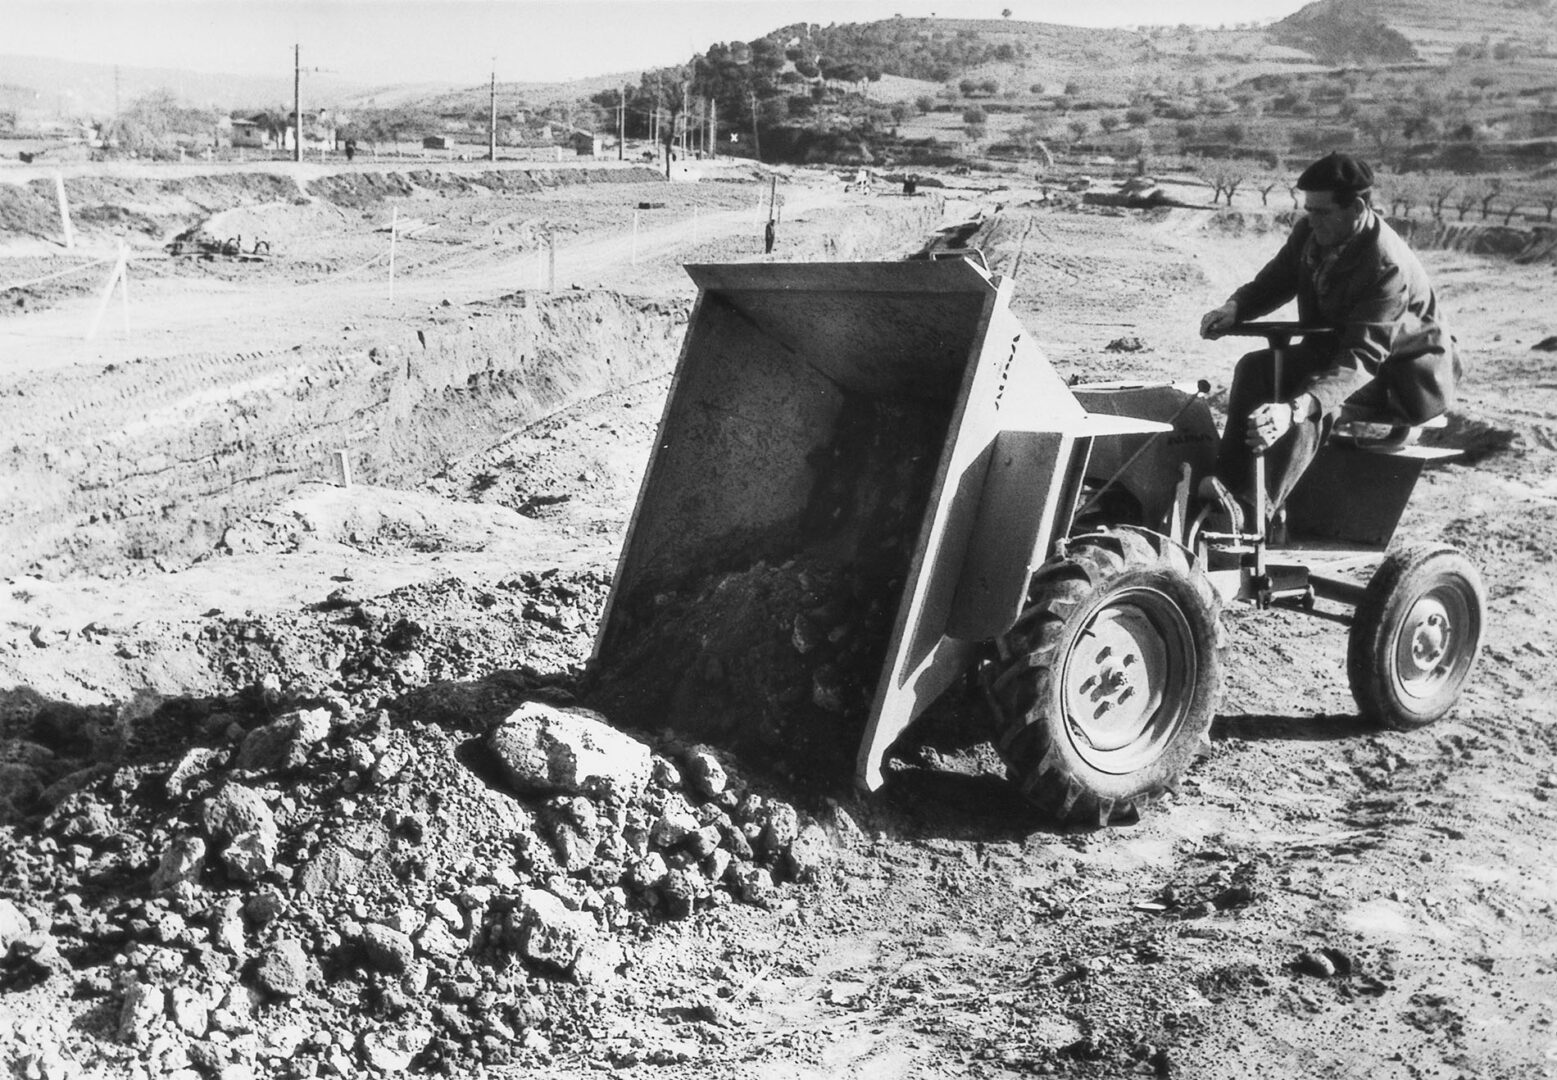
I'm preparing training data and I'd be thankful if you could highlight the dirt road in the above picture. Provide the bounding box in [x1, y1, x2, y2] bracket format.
[2, 163, 1555, 1080]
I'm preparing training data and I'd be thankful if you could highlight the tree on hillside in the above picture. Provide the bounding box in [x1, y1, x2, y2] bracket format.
[1426, 174, 1453, 220]
[1203, 159, 1248, 206]
[1451, 181, 1479, 221]
[915, 94, 936, 115]
[1479, 177, 1502, 220]
[1068, 118, 1089, 144]
[1099, 114, 1122, 134]
[1255, 174, 1282, 207]
[1540, 186, 1557, 223]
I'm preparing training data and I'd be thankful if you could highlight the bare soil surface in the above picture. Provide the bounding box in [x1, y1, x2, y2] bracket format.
[2, 161, 1556, 1080]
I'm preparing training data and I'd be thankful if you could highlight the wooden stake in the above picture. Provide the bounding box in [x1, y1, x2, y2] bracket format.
[388, 207, 398, 302]
[84, 242, 127, 341]
[55, 172, 75, 250]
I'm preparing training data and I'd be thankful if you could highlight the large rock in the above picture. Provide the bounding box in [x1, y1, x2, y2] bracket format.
[201, 785, 277, 849]
[150, 835, 207, 895]
[360, 1025, 433, 1072]
[513, 888, 597, 974]
[361, 924, 416, 975]
[235, 709, 331, 772]
[165, 747, 227, 800]
[221, 829, 277, 883]
[486, 702, 651, 803]
[0, 898, 32, 951]
[297, 845, 365, 896]
[118, 982, 166, 1046]
[254, 939, 311, 997]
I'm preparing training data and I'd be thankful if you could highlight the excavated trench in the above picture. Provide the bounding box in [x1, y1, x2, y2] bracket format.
[0, 289, 689, 579]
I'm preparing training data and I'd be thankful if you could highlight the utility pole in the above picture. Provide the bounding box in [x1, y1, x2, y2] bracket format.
[488, 63, 497, 162]
[617, 85, 625, 161]
[750, 91, 761, 163]
[682, 83, 690, 160]
[293, 44, 301, 163]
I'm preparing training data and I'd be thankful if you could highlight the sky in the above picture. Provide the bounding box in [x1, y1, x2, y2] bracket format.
[3, 0, 1314, 87]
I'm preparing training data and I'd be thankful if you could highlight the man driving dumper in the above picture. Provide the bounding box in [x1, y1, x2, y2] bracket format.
[1198, 151, 1459, 528]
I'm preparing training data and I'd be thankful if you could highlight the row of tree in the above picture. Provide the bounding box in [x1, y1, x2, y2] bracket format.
[1199, 161, 1557, 224]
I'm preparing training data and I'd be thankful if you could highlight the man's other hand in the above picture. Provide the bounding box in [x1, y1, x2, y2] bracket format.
[1199, 301, 1238, 339]
[1245, 401, 1295, 451]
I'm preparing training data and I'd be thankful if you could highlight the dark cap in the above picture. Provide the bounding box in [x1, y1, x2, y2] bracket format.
[1296, 151, 1374, 198]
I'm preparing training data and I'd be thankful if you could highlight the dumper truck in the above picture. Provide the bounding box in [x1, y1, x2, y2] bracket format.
[586, 257, 1484, 825]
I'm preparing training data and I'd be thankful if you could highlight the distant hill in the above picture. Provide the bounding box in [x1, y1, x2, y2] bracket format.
[1273, 0, 1557, 63]
[1271, 1, 1420, 64]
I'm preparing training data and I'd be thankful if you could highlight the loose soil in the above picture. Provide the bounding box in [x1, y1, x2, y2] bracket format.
[2, 159, 1555, 1080]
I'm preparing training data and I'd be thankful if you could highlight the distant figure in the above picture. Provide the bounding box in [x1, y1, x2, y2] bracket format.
[344, 138, 357, 163]
[764, 218, 776, 255]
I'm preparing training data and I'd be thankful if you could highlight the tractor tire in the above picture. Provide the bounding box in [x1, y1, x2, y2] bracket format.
[982, 527, 1223, 827]
[1347, 544, 1485, 729]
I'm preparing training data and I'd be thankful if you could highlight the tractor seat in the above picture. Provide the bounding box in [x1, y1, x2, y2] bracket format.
[1333, 396, 1448, 452]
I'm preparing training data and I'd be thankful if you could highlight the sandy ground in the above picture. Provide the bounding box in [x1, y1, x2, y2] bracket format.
[2, 160, 1556, 1079]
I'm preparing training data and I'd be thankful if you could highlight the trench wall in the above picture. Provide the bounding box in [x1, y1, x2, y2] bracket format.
[0, 291, 688, 579]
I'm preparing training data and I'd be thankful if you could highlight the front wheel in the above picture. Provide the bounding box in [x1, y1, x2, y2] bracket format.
[981, 528, 1223, 827]
[1348, 544, 1485, 729]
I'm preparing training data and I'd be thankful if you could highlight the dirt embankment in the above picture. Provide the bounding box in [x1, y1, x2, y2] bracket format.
[0, 289, 688, 580]
[1388, 216, 1557, 263]
[0, 167, 667, 244]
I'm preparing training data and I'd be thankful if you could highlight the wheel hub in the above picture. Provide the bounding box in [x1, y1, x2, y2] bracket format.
[1062, 589, 1193, 772]
[1398, 596, 1453, 692]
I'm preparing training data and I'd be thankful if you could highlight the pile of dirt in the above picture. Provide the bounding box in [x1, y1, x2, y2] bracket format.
[0, 564, 845, 1078]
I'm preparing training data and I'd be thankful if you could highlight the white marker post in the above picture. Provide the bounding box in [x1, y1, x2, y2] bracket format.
[547, 233, 556, 292]
[388, 207, 398, 302]
[55, 173, 75, 251]
[632, 209, 639, 265]
[84, 241, 129, 342]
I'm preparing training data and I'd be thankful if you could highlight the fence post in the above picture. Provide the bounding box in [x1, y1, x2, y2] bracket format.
[334, 450, 352, 488]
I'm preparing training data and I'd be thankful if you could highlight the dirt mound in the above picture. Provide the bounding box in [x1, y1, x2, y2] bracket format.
[1389, 217, 1557, 264]
[0, 557, 850, 1076]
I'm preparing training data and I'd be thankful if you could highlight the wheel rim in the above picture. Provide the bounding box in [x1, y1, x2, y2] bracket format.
[1391, 580, 1478, 703]
[1061, 586, 1196, 774]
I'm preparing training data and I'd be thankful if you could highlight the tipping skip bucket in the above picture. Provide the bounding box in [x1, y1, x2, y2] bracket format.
[586, 259, 1100, 791]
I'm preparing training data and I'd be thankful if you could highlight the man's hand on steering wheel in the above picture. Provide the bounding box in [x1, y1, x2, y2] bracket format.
[1199, 301, 1238, 340]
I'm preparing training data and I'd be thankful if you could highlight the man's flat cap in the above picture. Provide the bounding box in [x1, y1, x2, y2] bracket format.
[1296, 151, 1375, 196]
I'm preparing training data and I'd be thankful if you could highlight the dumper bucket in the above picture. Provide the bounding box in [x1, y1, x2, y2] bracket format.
[585, 259, 1135, 792]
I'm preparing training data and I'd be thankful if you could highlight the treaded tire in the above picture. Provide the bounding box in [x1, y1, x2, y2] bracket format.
[981, 527, 1223, 827]
[1347, 544, 1485, 729]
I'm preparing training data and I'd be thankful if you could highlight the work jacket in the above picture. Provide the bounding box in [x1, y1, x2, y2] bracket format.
[1229, 211, 1458, 422]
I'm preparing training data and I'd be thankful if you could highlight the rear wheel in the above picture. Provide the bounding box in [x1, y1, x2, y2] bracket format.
[1348, 544, 1484, 729]
[981, 527, 1223, 827]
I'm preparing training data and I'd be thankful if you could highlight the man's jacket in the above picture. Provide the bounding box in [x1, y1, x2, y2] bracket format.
[1229, 211, 1458, 422]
